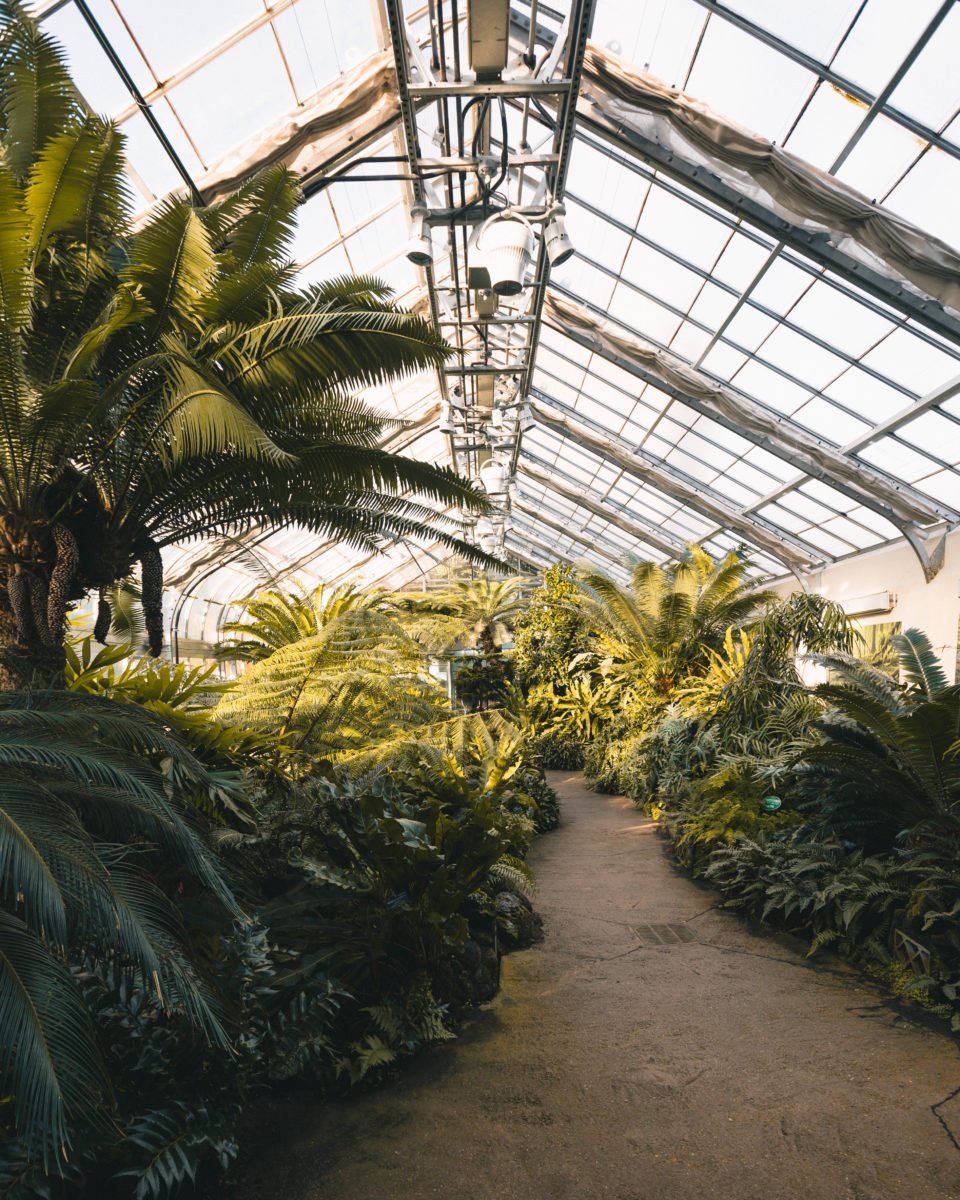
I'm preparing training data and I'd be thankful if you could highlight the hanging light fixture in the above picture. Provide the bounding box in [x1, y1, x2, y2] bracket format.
[405, 203, 433, 266]
[468, 213, 534, 295]
[544, 206, 575, 266]
[478, 455, 509, 495]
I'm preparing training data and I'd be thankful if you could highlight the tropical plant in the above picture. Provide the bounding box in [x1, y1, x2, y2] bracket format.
[65, 637, 279, 818]
[394, 576, 525, 654]
[0, 690, 236, 1168]
[0, 3, 491, 686]
[794, 628, 960, 853]
[214, 604, 447, 762]
[217, 580, 390, 663]
[578, 547, 776, 713]
[512, 562, 593, 693]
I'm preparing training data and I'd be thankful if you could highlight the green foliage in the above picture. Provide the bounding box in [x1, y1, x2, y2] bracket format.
[218, 581, 390, 663]
[65, 637, 277, 821]
[796, 628, 960, 852]
[579, 546, 776, 713]
[524, 729, 584, 771]
[453, 651, 514, 711]
[2, 557, 560, 1196]
[0, 3, 492, 684]
[0, 689, 236, 1170]
[394, 577, 526, 654]
[512, 563, 592, 692]
[215, 605, 448, 762]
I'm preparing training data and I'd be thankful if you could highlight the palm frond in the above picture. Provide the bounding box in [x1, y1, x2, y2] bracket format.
[0, 909, 110, 1168]
[892, 627, 948, 700]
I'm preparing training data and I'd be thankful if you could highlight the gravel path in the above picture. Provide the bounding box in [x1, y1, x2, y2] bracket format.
[232, 771, 960, 1200]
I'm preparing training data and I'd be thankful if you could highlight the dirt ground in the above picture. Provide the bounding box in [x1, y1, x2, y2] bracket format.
[230, 772, 960, 1200]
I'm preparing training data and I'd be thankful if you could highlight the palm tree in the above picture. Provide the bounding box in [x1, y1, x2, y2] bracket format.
[216, 580, 390, 663]
[394, 577, 525, 654]
[579, 546, 776, 709]
[0, 4, 489, 687]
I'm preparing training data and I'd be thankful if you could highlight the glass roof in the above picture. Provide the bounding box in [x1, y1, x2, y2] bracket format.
[32, 0, 960, 643]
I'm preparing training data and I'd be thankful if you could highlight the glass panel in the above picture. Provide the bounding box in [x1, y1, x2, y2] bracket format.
[683, 17, 817, 142]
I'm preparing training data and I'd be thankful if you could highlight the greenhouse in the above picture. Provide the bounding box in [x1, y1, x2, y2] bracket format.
[2, 0, 960, 1196]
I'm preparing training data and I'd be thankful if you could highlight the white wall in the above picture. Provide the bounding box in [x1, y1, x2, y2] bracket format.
[772, 529, 960, 683]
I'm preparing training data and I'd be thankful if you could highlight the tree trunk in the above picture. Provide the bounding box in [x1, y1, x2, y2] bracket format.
[0, 599, 66, 689]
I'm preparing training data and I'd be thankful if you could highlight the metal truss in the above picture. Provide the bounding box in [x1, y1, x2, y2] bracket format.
[687, 1, 960, 166]
[574, 91, 960, 349]
[544, 289, 955, 528]
[512, 498, 640, 568]
[381, 0, 596, 507]
[541, 292, 954, 576]
[529, 395, 821, 573]
[518, 459, 687, 561]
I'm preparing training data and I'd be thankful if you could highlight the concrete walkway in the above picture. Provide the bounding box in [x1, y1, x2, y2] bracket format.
[233, 772, 960, 1200]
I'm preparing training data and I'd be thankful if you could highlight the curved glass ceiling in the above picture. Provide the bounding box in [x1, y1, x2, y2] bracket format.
[31, 0, 960, 645]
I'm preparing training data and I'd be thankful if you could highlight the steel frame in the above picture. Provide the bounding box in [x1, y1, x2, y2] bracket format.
[530, 395, 821, 572]
[42, 0, 960, 590]
[518, 458, 688, 560]
[541, 292, 954, 575]
[511, 501, 626, 567]
[687, 0, 960, 165]
[574, 95, 960, 349]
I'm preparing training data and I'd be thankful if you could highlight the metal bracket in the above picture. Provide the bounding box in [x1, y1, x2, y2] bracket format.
[903, 522, 948, 582]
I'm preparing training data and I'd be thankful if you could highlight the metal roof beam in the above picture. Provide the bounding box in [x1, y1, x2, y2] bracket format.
[518, 459, 687, 560]
[505, 526, 571, 567]
[506, 519, 614, 575]
[530, 395, 821, 572]
[512, 499, 638, 566]
[573, 97, 960, 348]
[842, 373, 960, 454]
[686, 0, 960, 165]
[543, 291, 958, 529]
[505, 537, 556, 573]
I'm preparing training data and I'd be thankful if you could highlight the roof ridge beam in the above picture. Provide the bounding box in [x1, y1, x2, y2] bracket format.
[574, 62, 960, 345]
[530, 395, 820, 573]
[544, 290, 958, 532]
[518, 459, 687, 560]
[511, 502, 627, 566]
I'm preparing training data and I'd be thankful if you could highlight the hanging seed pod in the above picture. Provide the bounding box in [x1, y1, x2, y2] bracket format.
[47, 523, 79, 643]
[7, 574, 31, 642]
[140, 540, 164, 656]
[94, 588, 111, 644]
[27, 574, 55, 646]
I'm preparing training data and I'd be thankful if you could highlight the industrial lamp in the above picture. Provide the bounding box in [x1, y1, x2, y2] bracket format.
[544, 206, 575, 267]
[468, 213, 534, 295]
[405, 203, 433, 266]
[478, 455, 509, 496]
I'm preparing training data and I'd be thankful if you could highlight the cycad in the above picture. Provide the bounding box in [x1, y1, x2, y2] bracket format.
[579, 547, 775, 709]
[0, 690, 236, 1166]
[0, 3, 490, 686]
[797, 628, 960, 851]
